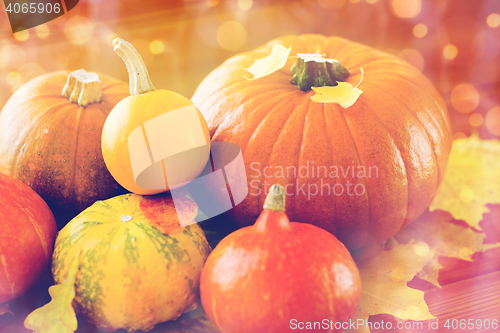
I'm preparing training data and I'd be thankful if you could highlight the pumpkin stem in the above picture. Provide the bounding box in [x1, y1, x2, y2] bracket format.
[62, 69, 103, 107]
[263, 184, 286, 212]
[290, 54, 349, 91]
[113, 38, 155, 96]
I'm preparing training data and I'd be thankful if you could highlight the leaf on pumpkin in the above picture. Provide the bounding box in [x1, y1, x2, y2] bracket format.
[0, 303, 12, 316]
[430, 134, 500, 230]
[394, 210, 500, 287]
[346, 242, 435, 333]
[24, 252, 80, 333]
[310, 68, 364, 108]
[244, 44, 291, 80]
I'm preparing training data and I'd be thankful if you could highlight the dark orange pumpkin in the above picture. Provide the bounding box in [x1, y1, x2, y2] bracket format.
[200, 184, 361, 332]
[0, 70, 129, 226]
[192, 34, 452, 250]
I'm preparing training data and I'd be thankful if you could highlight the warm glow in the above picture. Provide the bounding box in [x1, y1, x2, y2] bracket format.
[64, 16, 93, 45]
[485, 106, 500, 136]
[35, 25, 50, 39]
[348, 0, 360, 3]
[413, 242, 430, 256]
[0, 45, 26, 71]
[206, 0, 219, 6]
[318, 0, 345, 7]
[486, 13, 500, 28]
[14, 29, 29, 42]
[149, 40, 165, 54]
[391, 0, 421, 19]
[398, 49, 424, 72]
[238, 0, 253, 10]
[131, 39, 154, 66]
[469, 113, 483, 127]
[217, 21, 247, 51]
[19, 63, 45, 82]
[366, 0, 378, 4]
[453, 132, 467, 140]
[413, 23, 427, 38]
[106, 32, 119, 47]
[55, 54, 69, 69]
[443, 44, 458, 60]
[450, 83, 480, 114]
[6, 71, 22, 86]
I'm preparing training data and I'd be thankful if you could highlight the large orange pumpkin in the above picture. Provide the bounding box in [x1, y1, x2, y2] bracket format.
[192, 34, 452, 250]
[0, 70, 129, 225]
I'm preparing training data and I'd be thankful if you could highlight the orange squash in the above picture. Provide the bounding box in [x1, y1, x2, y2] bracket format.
[192, 34, 453, 249]
[102, 38, 211, 195]
[0, 70, 129, 225]
[200, 184, 361, 332]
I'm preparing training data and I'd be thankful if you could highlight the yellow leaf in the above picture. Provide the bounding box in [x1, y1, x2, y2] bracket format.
[394, 210, 500, 287]
[244, 44, 291, 80]
[347, 242, 435, 333]
[24, 252, 80, 333]
[310, 68, 364, 108]
[0, 303, 12, 316]
[430, 134, 500, 229]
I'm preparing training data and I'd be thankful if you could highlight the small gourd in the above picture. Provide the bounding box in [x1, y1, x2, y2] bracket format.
[200, 184, 362, 333]
[102, 38, 211, 195]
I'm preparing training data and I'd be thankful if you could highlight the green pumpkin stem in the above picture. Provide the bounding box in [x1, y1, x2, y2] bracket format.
[62, 69, 103, 107]
[113, 38, 155, 96]
[263, 184, 286, 212]
[290, 54, 350, 91]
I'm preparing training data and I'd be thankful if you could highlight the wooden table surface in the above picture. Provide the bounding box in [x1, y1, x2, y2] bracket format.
[1, 0, 499, 332]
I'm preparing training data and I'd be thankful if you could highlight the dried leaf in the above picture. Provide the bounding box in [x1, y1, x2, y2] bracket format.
[244, 44, 291, 80]
[430, 134, 500, 229]
[394, 210, 500, 286]
[310, 68, 364, 108]
[347, 242, 435, 333]
[0, 303, 12, 316]
[24, 253, 80, 333]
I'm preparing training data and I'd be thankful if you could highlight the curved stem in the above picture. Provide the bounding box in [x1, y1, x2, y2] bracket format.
[263, 184, 286, 212]
[113, 38, 155, 96]
[62, 69, 103, 107]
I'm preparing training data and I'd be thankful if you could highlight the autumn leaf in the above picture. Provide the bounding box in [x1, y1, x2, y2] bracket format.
[347, 242, 435, 333]
[310, 68, 364, 108]
[0, 303, 12, 316]
[430, 134, 500, 229]
[244, 44, 291, 80]
[394, 210, 500, 287]
[24, 252, 80, 333]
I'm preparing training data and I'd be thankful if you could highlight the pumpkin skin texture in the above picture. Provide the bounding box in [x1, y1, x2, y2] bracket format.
[0, 71, 129, 226]
[0, 172, 57, 304]
[192, 34, 453, 250]
[200, 184, 361, 333]
[51, 193, 211, 332]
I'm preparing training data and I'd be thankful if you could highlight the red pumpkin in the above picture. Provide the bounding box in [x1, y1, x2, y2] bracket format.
[0, 70, 129, 225]
[192, 34, 452, 249]
[200, 184, 361, 333]
[0, 173, 57, 304]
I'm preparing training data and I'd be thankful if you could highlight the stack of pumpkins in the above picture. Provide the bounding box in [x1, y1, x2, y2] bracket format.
[0, 34, 451, 332]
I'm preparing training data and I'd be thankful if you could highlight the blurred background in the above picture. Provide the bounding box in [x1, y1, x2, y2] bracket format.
[0, 0, 499, 139]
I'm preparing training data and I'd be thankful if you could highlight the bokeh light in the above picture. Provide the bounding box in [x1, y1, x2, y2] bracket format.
[485, 106, 500, 136]
[391, 0, 422, 19]
[0, 45, 26, 71]
[206, 0, 219, 7]
[14, 29, 29, 42]
[35, 25, 50, 39]
[443, 44, 458, 60]
[64, 15, 94, 45]
[453, 132, 467, 140]
[413, 23, 427, 38]
[106, 32, 119, 47]
[413, 242, 430, 256]
[317, 0, 346, 8]
[6, 72, 22, 86]
[450, 83, 480, 113]
[217, 21, 247, 51]
[238, 0, 253, 10]
[398, 49, 424, 72]
[468, 113, 483, 127]
[149, 40, 165, 55]
[486, 13, 500, 28]
[459, 188, 474, 203]
[366, 0, 378, 4]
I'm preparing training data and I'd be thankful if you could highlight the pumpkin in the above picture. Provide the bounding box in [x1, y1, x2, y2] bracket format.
[191, 34, 453, 250]
[101, 38, 211, 195]
[0, 69, 129, 226]
[51, 192, 211, 332]
[200, 184, 361, 333]
[0, 172, 57, 304]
